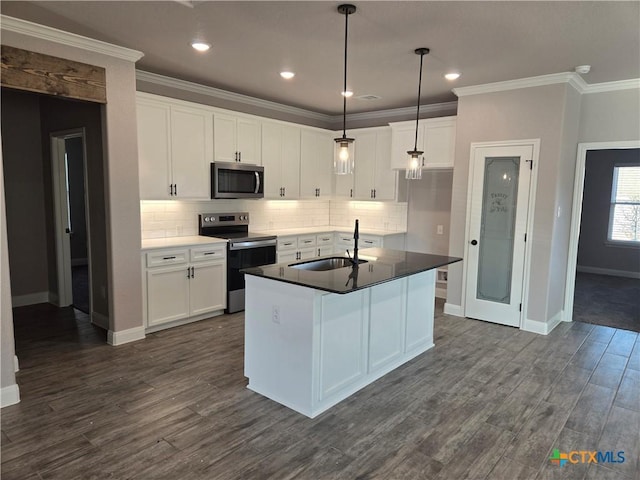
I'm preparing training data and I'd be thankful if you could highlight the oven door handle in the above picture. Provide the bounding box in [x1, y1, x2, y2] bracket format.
[254, 171, 261, 194]
[229, 239, 277, 250]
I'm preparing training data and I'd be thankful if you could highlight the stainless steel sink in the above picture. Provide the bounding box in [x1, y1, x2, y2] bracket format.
[289, 257, 367, 271]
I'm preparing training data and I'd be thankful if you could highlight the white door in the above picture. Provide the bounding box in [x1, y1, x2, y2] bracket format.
[136, 99, 171, 199]
[465, 144, 533, 327]
[190, 261, 226, 315]
[170, 106, 212, 199]
[213, 113, 238, 163]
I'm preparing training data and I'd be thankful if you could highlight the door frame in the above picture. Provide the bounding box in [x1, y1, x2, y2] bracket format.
[563, 140, 640, 321]
[50, 128, 92, 310]
[461, 139, 540, 328]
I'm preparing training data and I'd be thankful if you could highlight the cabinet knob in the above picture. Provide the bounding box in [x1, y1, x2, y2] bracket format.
[470, 239, 478, 246]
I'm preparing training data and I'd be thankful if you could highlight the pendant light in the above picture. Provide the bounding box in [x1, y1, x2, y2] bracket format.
[334, 4, 356, 175]
[406, 47, 430, 180]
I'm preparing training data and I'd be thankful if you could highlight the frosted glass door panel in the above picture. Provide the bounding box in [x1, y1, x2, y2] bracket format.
[476, 157, 519, 304]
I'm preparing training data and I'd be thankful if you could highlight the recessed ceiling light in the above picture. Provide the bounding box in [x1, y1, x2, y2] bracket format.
[444, 72, 461, 81]
[191, 42, 211, 52]
[342, 90, 354, 98]
[280, 71, 295, 79]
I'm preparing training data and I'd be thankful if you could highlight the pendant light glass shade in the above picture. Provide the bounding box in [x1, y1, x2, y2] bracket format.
[406, 150, 423, 180]
[334, 137, 355, 175]
[334, 4, 356, 175]
[406, 48, 429, 180]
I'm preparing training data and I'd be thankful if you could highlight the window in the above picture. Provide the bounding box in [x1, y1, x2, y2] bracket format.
[608, 165, 640, 244]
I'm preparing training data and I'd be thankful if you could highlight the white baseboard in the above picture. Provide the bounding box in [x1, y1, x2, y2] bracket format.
[11, 292, 49, 307]
[443, 302, 464, 317]
[107, 325, 145, 346]
[577, 265, 640, 279]
[14, 355, 19, 373]
[91, 312, 109, 330]
[522, 310, 564, 335]
[1, 384, 20, 408]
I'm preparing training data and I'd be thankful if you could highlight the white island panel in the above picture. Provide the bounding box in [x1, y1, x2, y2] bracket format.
[244, 269, 437, 418]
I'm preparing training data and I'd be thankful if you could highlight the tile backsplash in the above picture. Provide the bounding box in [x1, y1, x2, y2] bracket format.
[140, 200, 407, 239]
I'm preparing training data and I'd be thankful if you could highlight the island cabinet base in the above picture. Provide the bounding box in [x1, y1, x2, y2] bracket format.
[244, 270, 435, 418]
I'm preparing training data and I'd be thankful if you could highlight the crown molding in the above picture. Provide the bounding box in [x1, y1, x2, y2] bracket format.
[0, 15, 144, 62]
[136, 70, 331, 122]
[453, 72, 640, 97]
[331, 102, 458, 125]
[452, 72, 587, 97]
[583, 78, 640, 94]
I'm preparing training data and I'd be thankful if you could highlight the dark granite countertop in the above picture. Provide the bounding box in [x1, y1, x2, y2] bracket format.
[242, 248, 462, 294]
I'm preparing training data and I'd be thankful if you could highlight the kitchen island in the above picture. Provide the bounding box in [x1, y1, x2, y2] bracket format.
[242, 248, 462, 418]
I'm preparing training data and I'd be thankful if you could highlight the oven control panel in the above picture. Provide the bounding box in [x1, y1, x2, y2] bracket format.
[200, 212, 249, 227]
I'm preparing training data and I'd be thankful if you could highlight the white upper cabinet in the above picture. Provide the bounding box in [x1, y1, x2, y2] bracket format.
[213, 112, 261, 164]
[137, 98, 171, 200]
[137, 93, 213, 200]
[261, 122, 301, 199]
[390, 116, 456, 170]
[335, 127, 396, 200]
[300, 128, 333, 198]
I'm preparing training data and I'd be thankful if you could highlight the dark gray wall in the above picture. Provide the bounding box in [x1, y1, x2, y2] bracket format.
[578, 148, 640, 273]
[0, 89, 109, 317]
[39, 96, 109, 317]
[1, 89, 50, 298]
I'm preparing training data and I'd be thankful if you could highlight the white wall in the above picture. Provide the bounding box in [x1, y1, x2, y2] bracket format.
[1, 144, 20, 406]
[448, 83, 579, 325]
[406, 171, 453, 255]
[579, 89, 640, 142]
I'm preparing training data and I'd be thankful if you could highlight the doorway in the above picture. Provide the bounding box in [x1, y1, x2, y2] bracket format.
[565, 143, 640, 332]
[463, 141, 538, 327]
[51, 129, 92, 314]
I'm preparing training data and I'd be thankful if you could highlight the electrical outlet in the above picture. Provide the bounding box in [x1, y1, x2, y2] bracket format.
[437, 225, 444, 235]
[272, 305, 280, 324]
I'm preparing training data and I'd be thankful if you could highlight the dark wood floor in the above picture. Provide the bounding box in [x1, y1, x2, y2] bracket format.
[2, 302, 639, 480]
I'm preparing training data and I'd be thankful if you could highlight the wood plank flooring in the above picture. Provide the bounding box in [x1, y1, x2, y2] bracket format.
[2, 302, 639, 479]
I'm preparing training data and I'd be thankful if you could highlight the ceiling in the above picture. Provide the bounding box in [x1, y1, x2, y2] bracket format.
[2, 1, 639, 115]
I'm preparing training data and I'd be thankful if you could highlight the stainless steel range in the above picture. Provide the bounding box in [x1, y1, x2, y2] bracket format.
[199, 212, 276, 313]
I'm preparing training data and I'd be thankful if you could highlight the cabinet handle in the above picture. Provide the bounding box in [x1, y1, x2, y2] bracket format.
[350, 189, 353, 198]
[169, 184, 174, 196]
[373, 189, 376, 199]
[187, 267, 191, 278]
[317, 249, 320, 256]
[422, 157, 425, 167]
[364, 240, 374, 244]
[234, 151, 238, 162]
[283, 242, 293, 246]
[302, 240, 312, 244]
[370, 189, 373, 198]
[174, 183, 177, 196]
[203, 252, 216, 256]
[239, 152, 242, 162]
[191, 266, 195, 278]
[283, 187, 286, 197]
[163, 256, 176, 260]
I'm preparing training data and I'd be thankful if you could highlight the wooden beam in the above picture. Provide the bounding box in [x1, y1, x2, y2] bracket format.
[1, 45, 106, 103]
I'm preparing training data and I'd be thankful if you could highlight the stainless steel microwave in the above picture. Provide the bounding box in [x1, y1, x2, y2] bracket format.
[211, 162, 264, 199]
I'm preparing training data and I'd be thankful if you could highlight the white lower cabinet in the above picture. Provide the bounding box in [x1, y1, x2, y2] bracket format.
[277, 231, 406, 263]
[277, 233, 334, 262]
[143, 244, 226, 331]
[146, 264, 191, 326]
